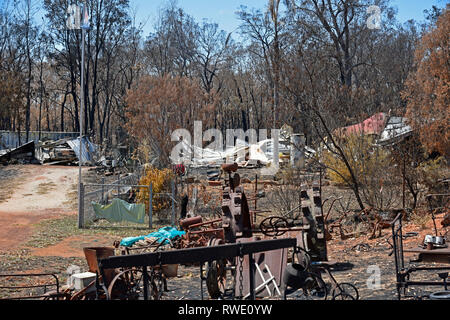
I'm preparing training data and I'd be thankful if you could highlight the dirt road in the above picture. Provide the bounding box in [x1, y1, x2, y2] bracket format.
[0, 165, 80, 251]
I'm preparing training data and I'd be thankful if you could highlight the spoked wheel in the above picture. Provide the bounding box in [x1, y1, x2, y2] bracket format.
[149, 268, 165, 300]
[205, 238, 230, 299]
[205, 260, 229, 299]
[260, 216, 290, 237]
[107, 269, 164, 300]
[108, 269, 144, 300]
[332, 283, 359, 300]
[284, 272, 328, 300]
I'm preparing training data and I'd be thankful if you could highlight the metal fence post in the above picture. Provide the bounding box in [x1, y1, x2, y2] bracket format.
[101, 177, 105, 204]
[149, 183, 153, 229]
[171, 180, 175, 226]
[78, 182, 84, 229]
[117, 173, 121, 199]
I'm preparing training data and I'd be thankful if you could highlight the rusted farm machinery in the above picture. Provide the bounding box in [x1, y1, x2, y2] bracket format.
[175, 163, 358, 300]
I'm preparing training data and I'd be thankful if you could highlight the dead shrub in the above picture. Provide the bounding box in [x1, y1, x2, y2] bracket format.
[410, 209, 432, 230]
[322, 134, 401, 211]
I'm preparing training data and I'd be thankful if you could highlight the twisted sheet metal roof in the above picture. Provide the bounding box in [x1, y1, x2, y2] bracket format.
[66, 136, 97, 164]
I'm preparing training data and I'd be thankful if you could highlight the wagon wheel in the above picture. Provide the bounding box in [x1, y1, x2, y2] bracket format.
[107, 269, 150, 300]
[205, 238, 229, 299]
[260, 216, 290, 237]
[331, 283, 359, 300]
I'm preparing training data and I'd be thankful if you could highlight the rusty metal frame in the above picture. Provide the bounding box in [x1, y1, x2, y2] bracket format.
[0, 273, 61, 300]
[391, 213, 450, 300]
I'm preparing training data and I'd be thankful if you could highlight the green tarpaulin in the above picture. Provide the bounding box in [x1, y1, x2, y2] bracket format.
[92, 198, 146, 224]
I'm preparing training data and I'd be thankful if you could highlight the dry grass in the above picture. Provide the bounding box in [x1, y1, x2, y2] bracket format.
[36, 182, 57, 195]
[0, 166, 26, 203]
[410, 210, 432, 230]
[62, 183, 79, 210]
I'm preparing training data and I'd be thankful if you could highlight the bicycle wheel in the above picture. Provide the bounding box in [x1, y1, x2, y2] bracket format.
[284, 272, 328, 300]
[332, 282, 359, 300]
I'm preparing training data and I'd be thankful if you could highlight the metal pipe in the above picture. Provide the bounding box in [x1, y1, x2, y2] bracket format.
[248, 254, 255, 300]
[78, 2, 88, 229]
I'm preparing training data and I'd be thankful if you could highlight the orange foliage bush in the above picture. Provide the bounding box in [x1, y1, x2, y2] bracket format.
[137, 165, 174, 213]
[403, 8, 450, 159]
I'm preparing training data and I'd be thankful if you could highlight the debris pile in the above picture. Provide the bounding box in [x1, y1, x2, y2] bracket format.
[37, 139, 78, 165]
[37, 136, 97, 166]
[0, 141, 37, 165]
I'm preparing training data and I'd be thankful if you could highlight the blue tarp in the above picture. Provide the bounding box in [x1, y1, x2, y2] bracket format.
[120, 227, 186, 247]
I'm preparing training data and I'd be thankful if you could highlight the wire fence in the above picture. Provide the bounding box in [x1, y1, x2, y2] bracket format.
[79, 167, 179, 229]
[78, 165, 325, 231]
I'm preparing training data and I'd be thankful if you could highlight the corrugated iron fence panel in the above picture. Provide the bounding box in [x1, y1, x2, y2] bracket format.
[0, 131, 79, 150]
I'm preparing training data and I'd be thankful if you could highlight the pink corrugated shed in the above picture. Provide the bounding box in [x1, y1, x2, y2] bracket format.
[337, 113, 387, 137]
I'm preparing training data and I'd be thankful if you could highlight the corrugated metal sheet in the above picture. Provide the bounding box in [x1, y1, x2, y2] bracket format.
[66, 137, 98, 164]
[0, 131, 79, 150]
[377, 117, 413, 146]
[336, 113, 387, 137]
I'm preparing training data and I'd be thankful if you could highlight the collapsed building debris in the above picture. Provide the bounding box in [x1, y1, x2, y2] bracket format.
[37, 139, 77, 165]
[171, 131, 314, 170]
[0, 141, 36, 165]
[0, 135, 99, 166]
[37, 136, 97, 165]
[334, 112, 414, 147]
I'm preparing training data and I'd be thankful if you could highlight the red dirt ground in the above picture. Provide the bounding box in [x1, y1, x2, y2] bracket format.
[0, 209, 75, 252]
[31, 235, 115, 258]
[0, 165, 79, 253]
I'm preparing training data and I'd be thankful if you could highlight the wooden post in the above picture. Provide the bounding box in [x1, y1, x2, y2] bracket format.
[402, 158, 406, 209]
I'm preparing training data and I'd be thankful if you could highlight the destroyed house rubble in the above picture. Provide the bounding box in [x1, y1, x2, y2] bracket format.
[171, 136, 313, 168]
[36, 136, 97, 165]
[377, 116, 413, 146]
[0, 141, 36, 164]
[334, 113, 414, 146]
